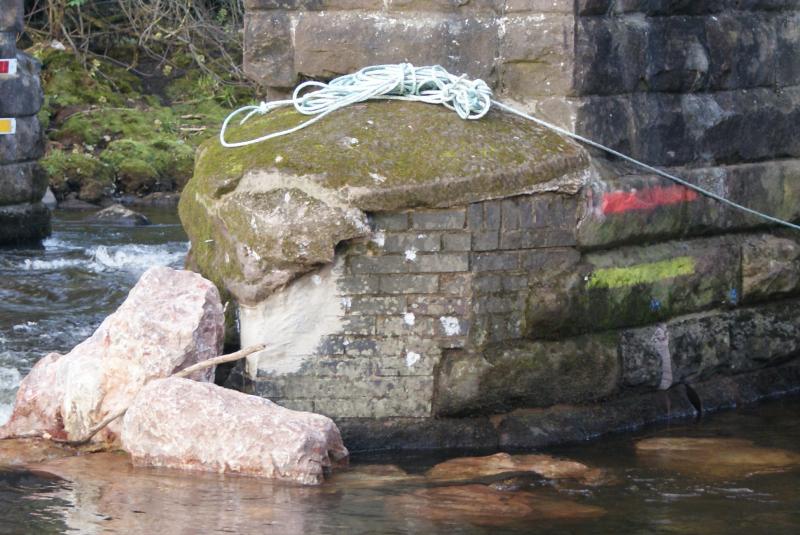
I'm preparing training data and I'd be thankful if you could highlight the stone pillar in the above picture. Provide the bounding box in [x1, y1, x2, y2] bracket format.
[0, 0, 50, 245]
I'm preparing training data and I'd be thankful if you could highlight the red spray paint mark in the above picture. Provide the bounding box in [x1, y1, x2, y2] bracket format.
[602, 185, 699, 215]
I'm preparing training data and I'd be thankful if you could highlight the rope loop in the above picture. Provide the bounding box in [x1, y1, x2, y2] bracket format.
[219, 63, 493, 148]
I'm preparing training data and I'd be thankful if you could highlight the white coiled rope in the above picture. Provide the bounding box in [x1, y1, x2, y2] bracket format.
[219, 63, 800, 232]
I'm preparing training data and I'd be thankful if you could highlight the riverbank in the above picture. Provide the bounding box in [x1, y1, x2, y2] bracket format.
[30, 43, 250, 207]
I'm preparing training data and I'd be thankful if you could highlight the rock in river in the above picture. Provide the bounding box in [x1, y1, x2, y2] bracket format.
[389, 484, 604, 527]
[635, 437, 800, 479]
[121, 377, 349, 485]
[425, 452, 608, 485]
[0, 266, 224, 445]
[86, 203, 151, 226]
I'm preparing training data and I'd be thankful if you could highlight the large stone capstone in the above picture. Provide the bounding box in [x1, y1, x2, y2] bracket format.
[0, 267, 224, 444]
[179, 100, 590, 306]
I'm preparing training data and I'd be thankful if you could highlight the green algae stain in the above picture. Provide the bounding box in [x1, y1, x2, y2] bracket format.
[587, 256, 696, 289]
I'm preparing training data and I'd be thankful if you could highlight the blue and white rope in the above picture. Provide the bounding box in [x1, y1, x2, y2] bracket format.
[219, 63, 800, 232]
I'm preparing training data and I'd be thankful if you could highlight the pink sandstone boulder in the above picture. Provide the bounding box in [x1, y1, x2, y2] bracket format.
[120, 377, 349, 485]
[0, 267, 224, 444]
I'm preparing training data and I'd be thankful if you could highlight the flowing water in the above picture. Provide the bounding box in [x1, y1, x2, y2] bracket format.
[2, 209, 800, 534]
[0, 209, 188, 425]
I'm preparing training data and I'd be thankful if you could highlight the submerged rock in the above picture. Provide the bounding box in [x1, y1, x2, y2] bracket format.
[86, 204, 150, 226]
[327, 463, 423, 489]
[57, 197, 99, 210]
[121, 377, 349, 485]
[0, 266, 224, 445]
[25, 451, 325, 534]
[635, 437, 800, 479]
[0, 438, 84, 468]
[389, 484, 604, 527]
[425, 452, 607, 485]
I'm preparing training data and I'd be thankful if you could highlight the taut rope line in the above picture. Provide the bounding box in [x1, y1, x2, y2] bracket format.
[219, 63, 800, 232]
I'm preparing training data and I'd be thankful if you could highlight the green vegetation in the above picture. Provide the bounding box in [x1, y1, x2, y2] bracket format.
[33, 46, 248, 203]
[23, 1, 253, 204]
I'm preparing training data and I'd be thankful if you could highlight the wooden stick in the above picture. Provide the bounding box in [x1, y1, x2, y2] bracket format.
[1, 344, 266, 446]
[172, 343, 264, 378]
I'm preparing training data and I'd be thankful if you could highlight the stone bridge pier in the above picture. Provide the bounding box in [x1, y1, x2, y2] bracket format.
[180, 1, 800, 450]
[0, 0, 49, 245]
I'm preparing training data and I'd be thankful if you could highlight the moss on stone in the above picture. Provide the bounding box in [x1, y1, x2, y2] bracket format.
[193, 100, 588, 211]
[98, 138, 195, 194]
[33, 47, 239, 200]
[33, 48, 141, 111]
[40, 150, 113, 202]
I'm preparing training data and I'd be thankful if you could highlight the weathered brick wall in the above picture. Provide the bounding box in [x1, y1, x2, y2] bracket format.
[236, 0, 800, 446]
[0, 0, 50, 244]
[243, 186, 800, 420]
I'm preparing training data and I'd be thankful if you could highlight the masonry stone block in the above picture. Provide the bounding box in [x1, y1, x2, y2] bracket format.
[505, 0, 575, 12]
[379, 274, 440, 294]
[574, 87, 800, 167]
[0, 53, 44, 117]
[383, 232, 441, 253]
[705, 12, 777, 91]
[777, 12, 800, 87]
[289, 12, 497, 86]
[337, 274, 380, 294]
[0, 115, 44, 164]
[0, 162, 48, 206]
[410, 253, 470, 273]
[243, 10, 295, 87]
[741, 234, 800, 303]
[349, 254, 408, 274]
[499, 14, 575, 98]
[0, 0, 22, 33]
[435, 333, 620, 415]
[576, 1, 800, 15]
[349, 295, 406, 315]
[411, 209, 466, 230]
[526, 237, 741, 338]
[619, 324, 666, 391]
[0, 31, 15, 57]
[578, 159, 800, 249]
[246, 0, 383, 9]
[730, 300, 800, 372]
[371, 212, 410, 231]
[574, 16, 648, 96]
[441, 232, 471, 251]
[668, 312, 732, 383]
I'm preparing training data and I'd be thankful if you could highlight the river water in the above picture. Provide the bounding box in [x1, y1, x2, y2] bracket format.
[1, 209, 800, 534]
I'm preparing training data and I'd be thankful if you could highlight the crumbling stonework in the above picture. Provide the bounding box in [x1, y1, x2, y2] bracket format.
[0, 0, 50, 244]
[178, 0, 800, 449]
